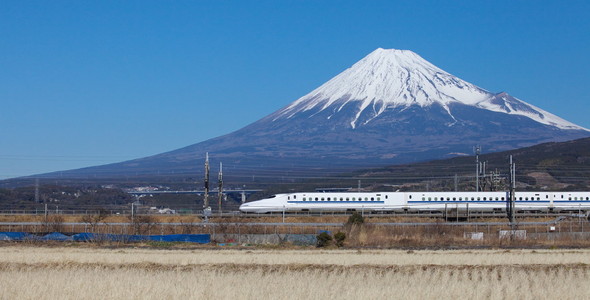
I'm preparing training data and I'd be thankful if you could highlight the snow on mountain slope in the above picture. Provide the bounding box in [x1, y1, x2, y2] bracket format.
[274, 48, 587, 131]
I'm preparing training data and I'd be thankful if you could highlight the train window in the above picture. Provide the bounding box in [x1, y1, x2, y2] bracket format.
[495, 197, 499, 201]
[587, 197, 589, 201]
[471, 197, 474, 201]
[409, 195, 412, 199]
[428, 197, 432, 201]
[294, 195, 297, 199]
[453, 197, 456, 201]
[525, 197, 528, 201]
[459, 197, 463, 201]
[377, 197, 381, 201]
[365, 197, 369, 201]
[315, 197, 319, 201]
[321, 198, 325, 201]
[422, 197, 426, 201]
[288, 196, 290, 200]
[371, 197, 374, 201]
[303, 197, 306, 201]
[537, 197, 540, 200]
[477, 197, 481, 201]
[346, 198, 350, 201]
[569, 197, 572, 200]
[575, 197, 578, 200]
[519, 197, 522, 200]
[546, 195, 549, 199]
[447, 197, 451, 201]
[483, 197, 487, 201]
[561, 195, 564, 199]
[501, 197, 505, 201]
[386, 195, 388, 199]
[327, 197, 331, 201]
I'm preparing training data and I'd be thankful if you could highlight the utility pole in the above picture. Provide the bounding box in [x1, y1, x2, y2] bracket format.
[218, 162, 223, 215]
[475, 146, 481, 192]
[35, 179, 39, 203]
[203, 153, 210, 209]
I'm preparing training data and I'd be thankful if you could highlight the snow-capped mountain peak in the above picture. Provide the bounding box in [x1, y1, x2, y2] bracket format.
[273, 48, 586, 131]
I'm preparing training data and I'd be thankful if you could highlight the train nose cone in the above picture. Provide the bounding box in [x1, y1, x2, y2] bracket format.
[239, 203, 252, 212]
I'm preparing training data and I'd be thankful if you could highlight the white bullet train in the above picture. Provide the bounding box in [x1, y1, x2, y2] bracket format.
[239, 191, 590, 213]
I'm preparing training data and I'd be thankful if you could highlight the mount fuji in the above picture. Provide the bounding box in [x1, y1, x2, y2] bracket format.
[32, 48, 590, 181]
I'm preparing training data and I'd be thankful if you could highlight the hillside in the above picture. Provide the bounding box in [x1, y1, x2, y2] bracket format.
[257, 137, 590, 197]
[348, 137, 590, 192]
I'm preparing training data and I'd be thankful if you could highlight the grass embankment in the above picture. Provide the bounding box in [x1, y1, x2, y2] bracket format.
[0, 213, 557, 224]
[3, 213, 589, 249]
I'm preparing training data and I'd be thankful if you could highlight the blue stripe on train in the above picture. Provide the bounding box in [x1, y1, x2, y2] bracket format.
[407, 200, 552, 203]
[287, 201, 385, 204]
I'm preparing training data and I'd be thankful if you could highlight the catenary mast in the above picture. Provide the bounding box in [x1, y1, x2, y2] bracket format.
[203, 153, 210, 209]
[218, 162, 223, 214]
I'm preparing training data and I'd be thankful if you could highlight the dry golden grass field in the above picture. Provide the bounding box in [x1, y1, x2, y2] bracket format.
[0, 246, 589, 299]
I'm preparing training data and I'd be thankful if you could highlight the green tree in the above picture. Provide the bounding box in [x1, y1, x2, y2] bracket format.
[334, 232, 346, 247]
[316, 232, 333, 248]
[347, 212, 364, 225]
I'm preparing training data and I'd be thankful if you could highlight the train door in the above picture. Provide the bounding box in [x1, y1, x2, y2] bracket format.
[403, 193, 410, 211]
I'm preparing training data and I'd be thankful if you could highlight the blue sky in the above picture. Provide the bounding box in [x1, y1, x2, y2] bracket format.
[1, 1, 589, 179]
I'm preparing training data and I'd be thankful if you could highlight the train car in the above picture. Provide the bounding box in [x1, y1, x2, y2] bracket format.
[239, 191, 590, 213]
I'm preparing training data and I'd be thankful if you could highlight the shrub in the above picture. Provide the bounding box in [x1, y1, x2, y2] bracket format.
[316, 232, 333, 248]
[334, 232, 346, 247]
[347, 212, 364, 225]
